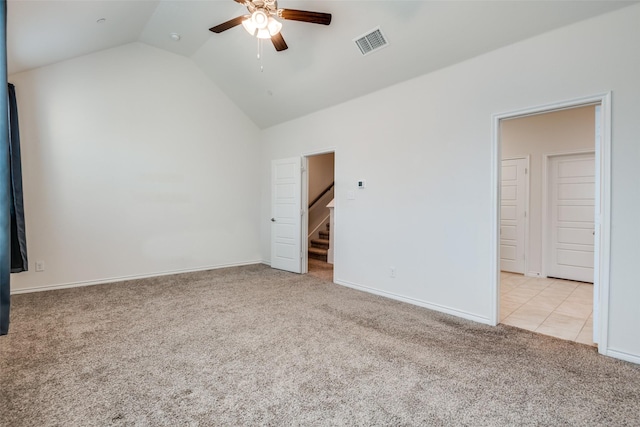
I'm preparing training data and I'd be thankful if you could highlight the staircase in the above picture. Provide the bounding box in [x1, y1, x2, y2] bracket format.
[309, 223, 330, 262]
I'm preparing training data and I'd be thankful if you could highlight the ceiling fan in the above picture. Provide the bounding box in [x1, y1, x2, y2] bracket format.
[209, 0, 332, 52]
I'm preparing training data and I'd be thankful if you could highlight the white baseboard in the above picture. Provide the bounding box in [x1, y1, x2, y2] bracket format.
[605, 348, 640, 365]
[334, 279, 492, 325]
[261, 259, 271, 267]
[526, 271, 542, 278]
[10, 260, 263, 295]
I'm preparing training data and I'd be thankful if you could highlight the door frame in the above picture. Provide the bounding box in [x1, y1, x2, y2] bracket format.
[301, 148, 336, 276]
[541, 150, 596, 280]
[490, 92, 611, 355]
[500, 155, 530, 275]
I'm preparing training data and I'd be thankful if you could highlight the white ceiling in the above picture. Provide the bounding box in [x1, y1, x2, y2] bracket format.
[7, 1, 638, 128]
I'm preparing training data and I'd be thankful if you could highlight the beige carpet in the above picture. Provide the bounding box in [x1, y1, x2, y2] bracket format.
[1, 264, 639, 426]
[307, 258, 334, 282]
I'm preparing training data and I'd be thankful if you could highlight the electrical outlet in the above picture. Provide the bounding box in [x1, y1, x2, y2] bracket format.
[35, 261, 45, 272]
[390, 267, 396, 278]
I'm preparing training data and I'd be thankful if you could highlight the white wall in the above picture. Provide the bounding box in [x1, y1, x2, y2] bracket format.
[10, 42, 262, 292]
[502, 105, 596, 277]
[260, 5, 640, 361]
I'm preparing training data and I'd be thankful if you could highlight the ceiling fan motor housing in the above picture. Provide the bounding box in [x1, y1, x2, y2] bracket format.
[252, 10, 269, 29]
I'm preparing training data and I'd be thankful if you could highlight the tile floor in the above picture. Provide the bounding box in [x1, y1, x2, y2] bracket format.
[500, 272, 595, 346]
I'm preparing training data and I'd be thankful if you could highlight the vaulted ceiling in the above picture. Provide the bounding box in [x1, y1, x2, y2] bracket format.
[7, 1, 637, 128]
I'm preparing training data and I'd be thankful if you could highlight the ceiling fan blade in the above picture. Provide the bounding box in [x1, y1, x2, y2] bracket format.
[271, 33, 288, 52]
[209, 16, 245, 33]
[280, 9, 332, 25]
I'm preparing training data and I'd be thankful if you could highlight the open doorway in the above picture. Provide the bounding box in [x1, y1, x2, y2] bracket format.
[492, 94, 611, 354]
[304, 152, 334, 282]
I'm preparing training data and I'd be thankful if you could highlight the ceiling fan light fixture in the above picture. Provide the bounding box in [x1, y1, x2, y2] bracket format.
[242, 10, 281, 38]
[241, 16, 257, 36]
[267, 17, 282, 36]
[254, 28, 271, 39]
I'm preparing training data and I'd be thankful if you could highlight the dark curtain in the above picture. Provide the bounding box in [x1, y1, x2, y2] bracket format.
[1, 0, 11, 335]
[8, 84, 26, 273]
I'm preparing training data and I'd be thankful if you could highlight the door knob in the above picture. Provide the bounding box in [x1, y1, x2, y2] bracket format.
[271, 218, 276, 222]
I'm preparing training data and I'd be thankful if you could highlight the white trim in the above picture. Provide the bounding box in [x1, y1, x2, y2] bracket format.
[489, 113, 501, 326]
[605, 349, 640, 365]
[523, 156, 531, 277]
[335, 279, 492, 325]
[597, 93, 612, 353]
[491, 92, 612, 356]
[302, 147, 337, 158]
[498, 99, 602, 122]
[10, 260, 263, 295]
[301, 155, 309, 274]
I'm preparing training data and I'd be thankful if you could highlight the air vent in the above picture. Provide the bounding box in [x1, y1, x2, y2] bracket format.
[353, 27, 389, 56]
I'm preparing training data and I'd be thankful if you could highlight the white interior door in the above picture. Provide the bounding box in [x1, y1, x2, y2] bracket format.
[547, 153, 595, 283]
[271, 157, 302, 273]
[500, 158, 527, 273]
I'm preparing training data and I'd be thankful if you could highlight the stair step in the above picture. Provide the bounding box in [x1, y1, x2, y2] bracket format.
[319, 230, 330, 240]
[308, 247, 328, 255]
[308, 247, 328, 261]
[310, 238, 330, 249]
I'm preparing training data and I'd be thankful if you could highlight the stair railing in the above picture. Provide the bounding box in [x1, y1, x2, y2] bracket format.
[309, 182, 334, 209]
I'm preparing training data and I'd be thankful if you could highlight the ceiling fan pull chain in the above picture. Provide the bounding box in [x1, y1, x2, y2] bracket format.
[257, 38, 264, 72]
[257, 36, 261, 61]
